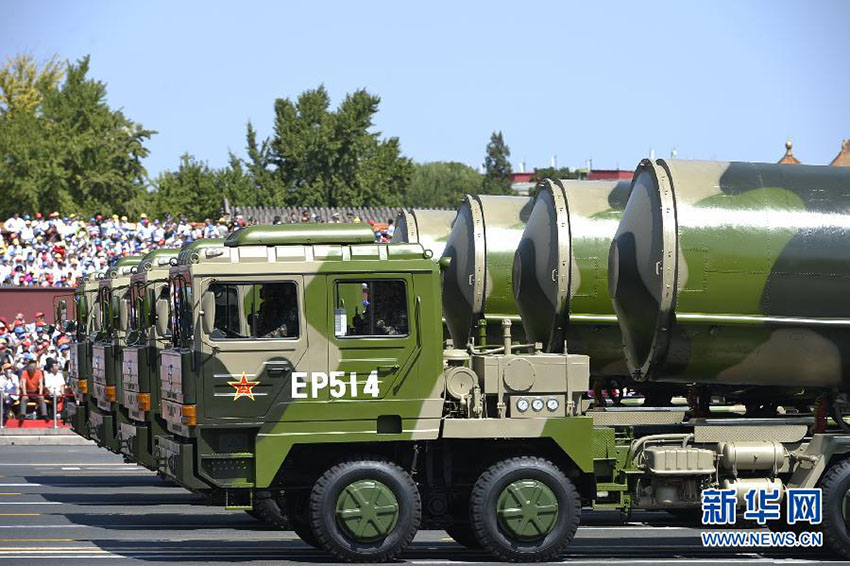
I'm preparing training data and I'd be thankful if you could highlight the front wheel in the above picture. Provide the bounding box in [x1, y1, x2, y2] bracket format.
[469, 456, 580, 562]
[309, 459, 421, 562]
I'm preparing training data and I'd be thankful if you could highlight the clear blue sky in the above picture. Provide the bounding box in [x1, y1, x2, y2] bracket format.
[3, 0, 849, 177]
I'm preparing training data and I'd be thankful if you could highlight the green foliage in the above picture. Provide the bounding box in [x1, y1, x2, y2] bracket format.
[406, 161, 482, 208]
[238, 85, 413, 208]
[0, 55, 154, 218]
[144, 153, 257, 220]
[530, 166, 580, 183]
[481, 131, 513, 195]
[0, 54, 63, 115]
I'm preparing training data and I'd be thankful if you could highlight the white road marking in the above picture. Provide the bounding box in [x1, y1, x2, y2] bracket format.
[0, 484, 41, 487]
[60, 467, 80, 471]
[0, 501, 62, 505]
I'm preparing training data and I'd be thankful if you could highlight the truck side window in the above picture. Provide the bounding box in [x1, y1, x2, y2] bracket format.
[335, 280, 408, 337]
[209, 282, 300, 340]
[210, 284, 245, 339]
[254, 282, 300, 339]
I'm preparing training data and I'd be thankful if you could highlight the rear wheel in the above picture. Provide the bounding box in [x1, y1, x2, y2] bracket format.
[445, 521, 480, 548]
[819, 458, 850, 558]
[309, 459, 421, 562]
[253, 494, 290, 530]
[469, 456, 580, 562]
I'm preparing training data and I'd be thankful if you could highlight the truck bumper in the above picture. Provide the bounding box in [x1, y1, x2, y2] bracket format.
[66, 400, 90, 439]
[88, 407, 117, 452]
[156, 435, 210, 491]
[119, 421, 154, 470]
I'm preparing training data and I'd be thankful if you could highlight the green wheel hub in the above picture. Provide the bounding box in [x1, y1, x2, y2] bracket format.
[496, 479, 559, 540]
[335, 479, 400, 542]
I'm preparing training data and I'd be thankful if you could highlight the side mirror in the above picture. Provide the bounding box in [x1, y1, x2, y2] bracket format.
[118, 298, 129, 331]
[201, 291, 215, 335]
[91, 303, 102, 332]
[155, 299, 170, 338]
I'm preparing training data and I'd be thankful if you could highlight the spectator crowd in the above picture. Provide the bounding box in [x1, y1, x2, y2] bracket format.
[1, 212, 244, 287]
[2, 211, 396, 288]
[0, 312, 71, 425]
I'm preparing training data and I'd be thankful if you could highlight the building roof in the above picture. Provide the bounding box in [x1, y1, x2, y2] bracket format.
[830, 139, 850, 167]
[778, 140, 800, 165]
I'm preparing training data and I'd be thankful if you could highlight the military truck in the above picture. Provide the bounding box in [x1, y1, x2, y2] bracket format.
[148, 188, 850, 562]
[118, 249, 180, 468]
[89, 256, 142, 452]
[66, 273, 99, 437]
[77, 162, 850, 562]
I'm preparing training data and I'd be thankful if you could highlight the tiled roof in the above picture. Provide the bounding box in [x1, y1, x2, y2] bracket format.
[778, 140, 800, 165]
[830, 139, 850, 167]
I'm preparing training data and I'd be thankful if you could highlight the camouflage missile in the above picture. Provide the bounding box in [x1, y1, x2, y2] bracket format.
[440, 195, 533, 348]
[513, 179, 631, 377]
[609, 159, 850, 388]
[392, 208, 457, 260]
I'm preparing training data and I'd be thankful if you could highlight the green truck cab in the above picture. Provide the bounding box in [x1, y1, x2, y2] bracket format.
[66, 273, 98, 437]
[153, 224, 595, 561]
[118, 249, 180, 468]
[89, 256, 142, 452]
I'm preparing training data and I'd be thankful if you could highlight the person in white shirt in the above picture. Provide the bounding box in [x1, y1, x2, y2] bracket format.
[42, 358, 65, 419]
[1, 363, 19, 424]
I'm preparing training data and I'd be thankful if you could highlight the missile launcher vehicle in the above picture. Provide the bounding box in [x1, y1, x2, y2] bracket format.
[89, 255, 143, 452]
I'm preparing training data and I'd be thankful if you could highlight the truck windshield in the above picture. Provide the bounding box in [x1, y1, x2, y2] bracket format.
[129, 281, 146, 339]
[98, 285, 112, 339]
[170, 274, 193, 348]
[74, 290, 87, 341]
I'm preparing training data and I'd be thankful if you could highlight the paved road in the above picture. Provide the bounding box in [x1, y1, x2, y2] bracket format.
[0, 445, 840, 565]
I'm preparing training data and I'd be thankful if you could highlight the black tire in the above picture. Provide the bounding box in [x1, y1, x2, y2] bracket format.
[469, 456, 580, 562]
[309, 459, 421, 562]
[819, 457, 850, 558]
[253, 495, 290, 530]
[287, 490, 320, 548]
[244, 509, 263, 521]
[445, 522, 480, 548]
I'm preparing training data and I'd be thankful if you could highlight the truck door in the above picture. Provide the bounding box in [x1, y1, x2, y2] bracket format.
[326, 275, 419, 402]
[199, 277, 308, 421]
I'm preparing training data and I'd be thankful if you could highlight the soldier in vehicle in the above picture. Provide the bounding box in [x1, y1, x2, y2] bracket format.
[255, 283, 298, 339]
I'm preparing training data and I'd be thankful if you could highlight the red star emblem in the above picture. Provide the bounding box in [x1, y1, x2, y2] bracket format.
[228, 372, 260, 401]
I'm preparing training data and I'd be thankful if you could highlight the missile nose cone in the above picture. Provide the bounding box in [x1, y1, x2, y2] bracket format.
[609, 162, 677, 378]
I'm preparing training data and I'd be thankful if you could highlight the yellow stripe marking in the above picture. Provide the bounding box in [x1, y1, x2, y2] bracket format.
[0, 493, 21, 496]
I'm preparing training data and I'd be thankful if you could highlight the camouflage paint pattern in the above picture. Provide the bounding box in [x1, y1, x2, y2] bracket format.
[513, 179, 630, 377]
[611, 159, 850, 389]
[441, 195, 533, 348]
[153, 224, 593, 492]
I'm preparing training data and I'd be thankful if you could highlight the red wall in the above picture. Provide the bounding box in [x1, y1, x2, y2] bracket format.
[0, 287, 76, 323]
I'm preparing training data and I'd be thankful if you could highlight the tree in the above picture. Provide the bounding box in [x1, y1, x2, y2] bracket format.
[0, 54, 63, 116]
[145, 153, 257, 220]
[481, 131, 513, 195]
[236, 85, 413, 208]
[0, 55, 154, 218]
[405, 162, 482, 208]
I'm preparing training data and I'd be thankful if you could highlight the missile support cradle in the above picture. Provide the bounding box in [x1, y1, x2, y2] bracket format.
[60, 161, 850, 562]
